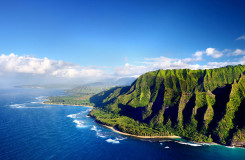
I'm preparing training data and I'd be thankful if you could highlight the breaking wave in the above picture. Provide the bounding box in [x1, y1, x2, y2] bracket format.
[90, 125, 107, 138]
[31, 102, 40, 104]
[66, 109, 91, 118]
[10, 103, 51, 109]
[35, 96, 47, 102]
[10, 104, 26, 108]
[105, 137, 127, 144]
[106, 139, 120, 144]
[159, 139, 203, 147]
[175, 141, 202, 147]
[73, 120, 87, 128]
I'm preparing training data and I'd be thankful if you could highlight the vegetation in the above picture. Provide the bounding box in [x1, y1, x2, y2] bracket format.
[44, 94, 95, 106]
[89, 108, 174, 136]
[45, 65, 245, 147]
[89, 65, 245, 147]
[44, 86, 108, 106]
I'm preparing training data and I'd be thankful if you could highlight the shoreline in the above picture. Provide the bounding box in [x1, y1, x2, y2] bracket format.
[101, 124, 181, 139]
[42, 101, 244, 148]
[100, 124, 235, 147]
[42, 102, 94, 108]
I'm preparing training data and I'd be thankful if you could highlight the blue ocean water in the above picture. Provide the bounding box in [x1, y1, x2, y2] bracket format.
[0, 88, 245, 160]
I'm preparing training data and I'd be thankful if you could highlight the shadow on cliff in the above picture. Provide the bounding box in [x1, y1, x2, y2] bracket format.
[208, 84, 232, 142]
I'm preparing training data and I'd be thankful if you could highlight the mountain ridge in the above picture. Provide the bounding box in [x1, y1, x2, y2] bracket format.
[89, 65, 245, 147]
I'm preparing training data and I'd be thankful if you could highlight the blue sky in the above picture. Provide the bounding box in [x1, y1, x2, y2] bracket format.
[0, 0, 245, 84]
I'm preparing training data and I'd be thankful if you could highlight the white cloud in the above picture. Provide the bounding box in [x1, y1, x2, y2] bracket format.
[237, 35, 245, 40]
[230, 49, 245, 56]
[192, 48, 223, 60]
[114, 63, 149, 77]
[2, 48, 245, 85]
[114, 48, 245, 77]
[0, 53, 105, 80]
[206, 48, 223, 58]
[193, 51, 205, 61]
[114, 56, 203, 77]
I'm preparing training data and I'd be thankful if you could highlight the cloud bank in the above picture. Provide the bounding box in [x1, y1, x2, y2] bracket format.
[1, 47, 245, 86]
[0, 53, 105, 79]
[114, 48, 245, 77]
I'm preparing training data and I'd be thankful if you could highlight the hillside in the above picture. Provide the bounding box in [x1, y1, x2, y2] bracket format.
[89, 65, 245, 147]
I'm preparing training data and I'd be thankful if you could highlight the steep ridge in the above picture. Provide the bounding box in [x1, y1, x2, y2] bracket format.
[89, 65, 245, 147]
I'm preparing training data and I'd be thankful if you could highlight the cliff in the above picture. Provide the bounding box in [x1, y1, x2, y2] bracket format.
[89, 65, 245, 147]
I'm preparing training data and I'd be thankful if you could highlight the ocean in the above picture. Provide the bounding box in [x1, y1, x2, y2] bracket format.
[0, 88, 245, 160]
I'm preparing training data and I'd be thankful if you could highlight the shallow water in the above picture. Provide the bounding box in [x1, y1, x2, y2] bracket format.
[0, 88, 245, 160]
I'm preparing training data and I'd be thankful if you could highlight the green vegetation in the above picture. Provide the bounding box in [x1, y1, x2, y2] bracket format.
[45, 65, 245, 147]
[65, 86, 107, 95]
[44, 86, 108, 106]
[90, 108, 174, 136]
[89, 65, 245, 147]
[44, 94, 94, 106]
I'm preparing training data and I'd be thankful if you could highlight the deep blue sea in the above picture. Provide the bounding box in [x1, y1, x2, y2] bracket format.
[0, 88, 245, 160]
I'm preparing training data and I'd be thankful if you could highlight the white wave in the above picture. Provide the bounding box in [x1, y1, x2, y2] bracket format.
[105, 136, 127, 144]
[73, 120, 87, 128]
[175, 141, 202, 147]
[106, 139, 120, 144]
[165, 146, 170, 149]
[67, 109, 91, 119]
[31, 102, 40, 104]
[10, 104, 26, 108]
[160, 143, 163, 145]
[90, 125, 107, 138]
[226, 146, 235, 149]
[115, 137, 127, 141]
[90, 125, 127, 142]
[67, 114, 78, 118]
[159, 139, 203, 147]
[35, 96, 47, 102]
[90, 125, 97, 131]
[10, 103, 51, 108]
[199, 142, 211, 146]
[97, 132, 106, 138]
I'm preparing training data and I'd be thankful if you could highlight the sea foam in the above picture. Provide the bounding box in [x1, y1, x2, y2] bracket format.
[105, 137, 127, 144]
[67, 109, 91, 119]
[90, 125, 107, 138]
[115, 137, 127, 141]
[10, 104, 26, 108]
[10, 103, 51, 109]
[175, 141, 202, 147]
[73, 120, 87, 128]
[106, 139, 120, 144]
[35, 96, 47, 102]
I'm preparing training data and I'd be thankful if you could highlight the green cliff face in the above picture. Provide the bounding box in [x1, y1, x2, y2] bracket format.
[89, 65, 245, 146]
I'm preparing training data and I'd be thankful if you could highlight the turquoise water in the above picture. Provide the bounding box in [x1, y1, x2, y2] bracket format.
[0, 88, 245, 160]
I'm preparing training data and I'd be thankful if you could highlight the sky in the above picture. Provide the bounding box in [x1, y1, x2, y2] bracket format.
[0, 0, 245, 86]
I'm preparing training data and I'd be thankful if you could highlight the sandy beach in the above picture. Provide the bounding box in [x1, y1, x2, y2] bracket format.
[101, 124, 181, 139]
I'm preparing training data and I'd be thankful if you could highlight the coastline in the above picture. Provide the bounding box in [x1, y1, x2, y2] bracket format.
[43, 101, 244, 148]
[101, 124, 181, 139]
[42, 102, 94, 108]
[100, 124, 230, 147]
